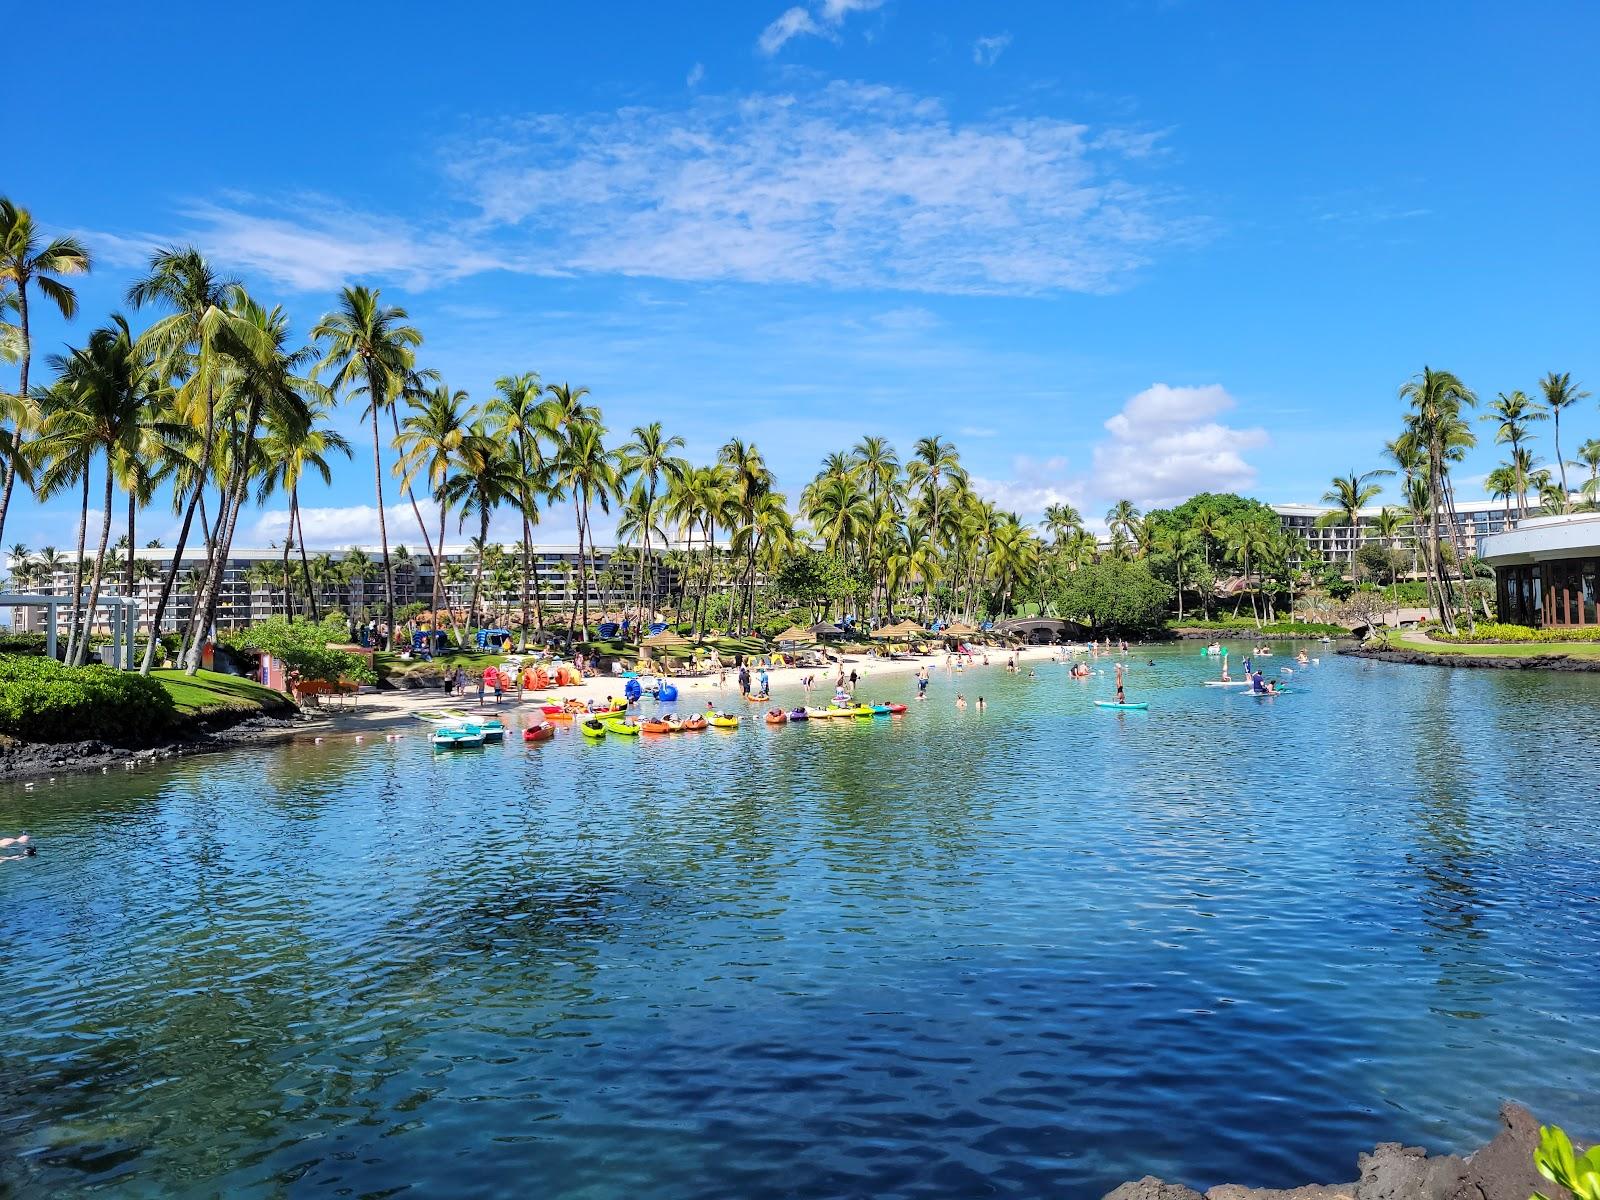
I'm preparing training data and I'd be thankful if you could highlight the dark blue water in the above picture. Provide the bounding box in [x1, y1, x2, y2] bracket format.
[3, 646, 1598, 1198]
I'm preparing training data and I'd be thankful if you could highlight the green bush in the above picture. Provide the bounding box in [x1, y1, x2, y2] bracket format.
[1429, 621, 1600, 644]
[0, 654, 177, 743]
[1533, 1124, 1600, 1200]
[0, 630, 47, 655]
[1168, 617, 1347, 636]
[224, 616, 378, 686]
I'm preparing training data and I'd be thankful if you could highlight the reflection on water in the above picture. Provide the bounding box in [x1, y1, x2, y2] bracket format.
[3, 648, 1600, 1198]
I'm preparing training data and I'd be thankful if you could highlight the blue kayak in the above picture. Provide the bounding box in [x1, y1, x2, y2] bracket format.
[1095, 701, 1149, 711]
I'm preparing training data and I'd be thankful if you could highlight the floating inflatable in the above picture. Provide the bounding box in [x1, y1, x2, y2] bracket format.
[680, 715, 708, 732]
[765, 709, 787, 725]
[603, 717, 641, 736]
[707, 713, 740, 729]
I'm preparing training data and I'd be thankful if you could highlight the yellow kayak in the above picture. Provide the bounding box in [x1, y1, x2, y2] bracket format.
[603, 717, 640, 736]
[805, 706, 835, 720]
[707, 713, 740, 729]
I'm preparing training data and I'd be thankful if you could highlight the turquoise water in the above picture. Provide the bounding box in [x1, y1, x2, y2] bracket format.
[3, 646, 1598, 1198]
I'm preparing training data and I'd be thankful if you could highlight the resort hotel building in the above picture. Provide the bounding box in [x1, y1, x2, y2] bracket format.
[1269, 498, 1509, 565]
[7, 544, 675, 635]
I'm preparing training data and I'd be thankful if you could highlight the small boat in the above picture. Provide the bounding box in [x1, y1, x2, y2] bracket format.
[707, 713, 740, 729]
[603, 717, 641, 736]
[868, 703, 892, 715]
[474, 717, 506, 742]
[680, 715, 709, 732]
[805, 706, 835, 719]
[522, 723, 555, 743]
[580, 718, 606, 738]
[432, 725, 486, 749]
[787, 708, 809, 722]
[765, 708, 787, 726]
[847, 704, 875, 718]
[884, 703, 907, 714]
[1094, 701, 1149, 711]
[641, 717, 674, 734]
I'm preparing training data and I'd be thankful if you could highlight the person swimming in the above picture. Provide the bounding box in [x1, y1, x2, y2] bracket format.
[0, 834, 34, 863]
[955, 693, 967, 709]
[976, 696, 986, 711]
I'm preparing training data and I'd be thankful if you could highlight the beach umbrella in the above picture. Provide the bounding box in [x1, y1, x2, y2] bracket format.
[808, 621, 847, 638]
[640, 630, 691, 649]
[941, 622, 977, 637]
[875, 619, 926, 639]
[773, 625, 817, 645]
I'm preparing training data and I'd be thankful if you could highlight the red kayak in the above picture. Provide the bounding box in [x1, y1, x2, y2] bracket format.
[523, 724, 555, 743]
[885, 703, 908, 714]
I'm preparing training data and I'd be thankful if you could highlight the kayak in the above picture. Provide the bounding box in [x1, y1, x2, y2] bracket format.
[806, 707, 836, 720]
[1094, 701, 1149, 711]
[884, 703, 907, 714]
[1244, 688, 1292, 697]
[603, 717, 641, 736]
[663, 715, 684, 732]
[868, 704, 892, 715]
[640, 718, 674, 734]
[707, 713, 740, 729]
[522, 723, 554, 743]
[580, 719, 606, 738]
[850, 705, 876, 718]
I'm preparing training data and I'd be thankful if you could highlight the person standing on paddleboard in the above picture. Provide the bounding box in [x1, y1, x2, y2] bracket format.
[1115, 662, 1126, 705]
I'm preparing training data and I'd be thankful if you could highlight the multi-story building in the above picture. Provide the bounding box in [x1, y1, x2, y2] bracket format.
[1270, 499, 1510, 565]
[9, 544, 677, 634]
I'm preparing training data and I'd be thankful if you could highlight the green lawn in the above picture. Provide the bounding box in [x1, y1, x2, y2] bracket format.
[1392, 630, 1600, 661]
[151, 669, 293, 715]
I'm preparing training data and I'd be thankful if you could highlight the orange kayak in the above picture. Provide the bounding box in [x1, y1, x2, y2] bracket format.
[641, 718, 673, 734]
[680, 715, 709, 731]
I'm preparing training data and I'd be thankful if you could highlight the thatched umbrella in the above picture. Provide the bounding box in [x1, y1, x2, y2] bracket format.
[772, 625, 817, 645]
[808, 621, 848, 638]
[874, 619, 926, 640]
[941, 622, 978, 638]
[639, 629, 692, 662]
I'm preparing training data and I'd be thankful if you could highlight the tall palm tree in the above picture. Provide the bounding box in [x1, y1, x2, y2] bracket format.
[127, 247, 243, 673]
[396, 383, 472, 644]
[256, 388, 351, 621]
[1315, 469, 1390, 579]
[35, 316, 156, 662]
[0, 199, 91, 548]
[906, 435, 964, 615]
[1482, 390, 1545, 518]
[442, 429, 520, 637]
[1105, 499, 1142, 558]
[550, 417, 620, 641]
[311, 286, 424, 650]
[1537, 372, 1590, 499]
[1400, 367, 1477, 633]
[718, 437, 774, 632]
[619, 421, 687, 625]
[487, 372, 552, 648]
[1576, 439, 1600, 510]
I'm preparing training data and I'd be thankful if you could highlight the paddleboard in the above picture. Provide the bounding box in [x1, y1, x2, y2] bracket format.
[1203, 681, 1250, 687]
[1095, 701, 1149, 710]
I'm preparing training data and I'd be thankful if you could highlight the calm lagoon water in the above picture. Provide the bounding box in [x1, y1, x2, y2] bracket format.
[3, 646, 1599, 1198]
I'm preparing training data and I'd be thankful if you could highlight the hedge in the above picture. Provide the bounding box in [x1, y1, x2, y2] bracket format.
[0, 655, 177, 744]
[1168, 618, 1348, 636]
[1428, 622, 1600, 645]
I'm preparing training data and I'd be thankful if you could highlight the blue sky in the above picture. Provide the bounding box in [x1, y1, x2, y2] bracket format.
[11, 0, 1598, 549]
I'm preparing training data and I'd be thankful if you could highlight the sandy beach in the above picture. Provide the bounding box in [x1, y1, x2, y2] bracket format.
[322, 642, 1067, 734]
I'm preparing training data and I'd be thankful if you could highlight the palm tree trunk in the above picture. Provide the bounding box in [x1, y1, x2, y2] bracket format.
[367, 386, 395, 652]
[467, 509, 488, 641]
[293, 490, 318, 623]
[519, 512, 533, 651]
[65, 470, 90, 664]
[77, 465, 117, 665]
[125, 491, 136, 598]
[140, 479, 206, 674]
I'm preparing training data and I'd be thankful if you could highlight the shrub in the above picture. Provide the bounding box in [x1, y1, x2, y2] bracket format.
[1429, 621, 1600, 645]
[0, 655, 177, 743]
[225, 616, 377, 686]
[1168, 617, 1347, 636]
[0, 630, 47, 655]
[1533, 1125, 1600, 1200]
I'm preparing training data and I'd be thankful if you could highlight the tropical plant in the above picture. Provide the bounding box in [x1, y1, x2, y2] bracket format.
[1536, 371, 1590, 499]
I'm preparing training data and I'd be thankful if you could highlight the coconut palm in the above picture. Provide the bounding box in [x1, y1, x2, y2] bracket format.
[619, 422, 687, 624]
[906, 436, 965, 614]
[256, 388, 350, 621]
[550, 417, 620, 641]
[1315, 469, 1390, 579]
[0, 199, 92, 547]
[1577, 439, 1600, 510]
[718, 438, 774, 632]
[1400, 367, 1478, 632]
[442, 429, 520, 637]
[1105, 499, 1141, 560]
[1536, 372, 1590, 499]
[487, 373, 550, 648]
[311, 286, 424, 650]
[396, 382, 472, 644]
[1482, 390, 1546, 518]
[6, 542, 30, 591]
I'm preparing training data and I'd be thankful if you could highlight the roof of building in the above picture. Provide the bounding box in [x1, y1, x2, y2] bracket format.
[1481, 512, 1600, 565]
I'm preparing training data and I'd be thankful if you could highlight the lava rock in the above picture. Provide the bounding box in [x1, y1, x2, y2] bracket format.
[1104, 1176, 1207, 1200]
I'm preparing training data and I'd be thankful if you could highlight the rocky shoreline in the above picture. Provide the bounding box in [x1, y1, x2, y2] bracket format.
[0, 712, 313, 783]
[1342, 645, 1600, 671]
[1104, 1104, 1575, 1200]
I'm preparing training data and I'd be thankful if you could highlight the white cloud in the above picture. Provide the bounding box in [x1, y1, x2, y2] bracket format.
[687, 62, 705, 88]
[959, 425, 997, 438]
[971, 455, 1084, 519]
[973, 33, 1012, 66]
[446, 82, 1185, 295]
[759, 0, 883, 54]
[758, 6, 824, 54]
[249, 501, 590, 551]
[1091, 383, 1268, 508]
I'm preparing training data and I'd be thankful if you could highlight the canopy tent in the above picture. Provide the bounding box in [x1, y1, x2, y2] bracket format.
[772, 625, 817, 645]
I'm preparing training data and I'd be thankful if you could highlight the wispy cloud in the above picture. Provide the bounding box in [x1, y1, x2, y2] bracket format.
[687, 62, 705, 88]
[123, 82, 1190, 298]
[971, 455, 1084, 520]
[758, 0, 884, 54]
[973, 33, 1012, 66]
[1090, 383, 1268, 508]
[959, 425, 997, 438]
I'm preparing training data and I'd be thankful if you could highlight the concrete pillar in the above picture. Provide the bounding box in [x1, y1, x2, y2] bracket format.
[46, 600, 57, 660]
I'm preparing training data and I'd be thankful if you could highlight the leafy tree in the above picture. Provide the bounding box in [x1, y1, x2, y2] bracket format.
[1051, 558, 1173, 634]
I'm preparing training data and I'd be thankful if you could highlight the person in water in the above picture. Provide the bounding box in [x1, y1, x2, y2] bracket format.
[955, 693, 967, 709]
[0, 834, 34, 863]
[976, 696, 986, 711]
[1115, 662, 1126, 705]
[1251, 669, 1267, 694]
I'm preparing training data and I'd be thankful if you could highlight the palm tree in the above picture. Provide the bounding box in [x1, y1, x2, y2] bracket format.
[1536, 372, 1590, 500]
[442, 429, 520, 637]
[34, 316, 156, 662]
[718, 438, 774, 632]
[1400, 367, 1478, 633]
[488, 373, 555, 648]
[0, 199, 91, 548]
[6, 542, 30, 591]
[127, 247, 242, 673]
[1482, 390, 1546, 518]
[311, 286, 424, 650]
[1105, 499, 1141, 560]
[1315, 470, 1390, 580]
[906, 436, 965, 615]
[256, 388, 350, 621]
[550, 417, 620, 641]
[396, 382, 472, 645]
[1576, 439, 1600, 510]
[619, 421, 687, 625]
